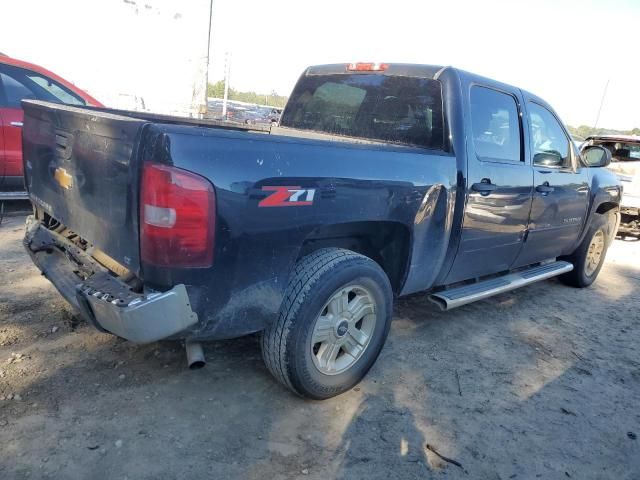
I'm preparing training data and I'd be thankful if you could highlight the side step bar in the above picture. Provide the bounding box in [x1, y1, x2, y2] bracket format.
[429, 261, 573, 311]
[0, 191, 29, 201]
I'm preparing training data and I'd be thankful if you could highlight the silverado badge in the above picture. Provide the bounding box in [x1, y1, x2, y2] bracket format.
[54, 167, 73, 190]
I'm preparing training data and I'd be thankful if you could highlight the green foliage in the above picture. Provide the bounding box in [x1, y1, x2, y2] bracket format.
[207, 80, 288, 108]
[207, 80, 225, 99]
[567, 124, 640, 140]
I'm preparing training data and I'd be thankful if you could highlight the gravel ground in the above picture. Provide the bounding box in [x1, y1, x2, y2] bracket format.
[0, 206, 639, 479]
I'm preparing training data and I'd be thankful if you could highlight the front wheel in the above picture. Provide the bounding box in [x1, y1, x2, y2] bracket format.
[261, 248, 392, 399]
[559, 213, 612, 288]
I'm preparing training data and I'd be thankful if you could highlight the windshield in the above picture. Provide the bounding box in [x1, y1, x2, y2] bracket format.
[280, 73, 444, 150]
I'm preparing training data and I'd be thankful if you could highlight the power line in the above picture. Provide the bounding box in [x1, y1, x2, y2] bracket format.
[593, 79, 610, 129]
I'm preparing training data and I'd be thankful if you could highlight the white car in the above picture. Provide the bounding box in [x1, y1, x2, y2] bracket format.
[583, 135, 640, 237]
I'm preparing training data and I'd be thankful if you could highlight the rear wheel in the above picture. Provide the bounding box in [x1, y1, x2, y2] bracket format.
[559, 213, 612, 287]
[261, 248, 392, 399]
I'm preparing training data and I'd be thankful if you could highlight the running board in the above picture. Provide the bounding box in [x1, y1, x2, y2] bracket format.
[0, 191, 29, 201]
[429, 261, 573, 311]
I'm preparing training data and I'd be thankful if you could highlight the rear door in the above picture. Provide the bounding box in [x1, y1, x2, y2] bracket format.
[513, 100, 589, 267]
[445, 84, 533, 283]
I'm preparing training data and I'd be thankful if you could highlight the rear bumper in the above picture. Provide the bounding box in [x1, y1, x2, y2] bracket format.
[24, 217, 198, 343]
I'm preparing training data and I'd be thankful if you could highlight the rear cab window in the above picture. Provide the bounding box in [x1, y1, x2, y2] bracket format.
[280, 72, 445, 150]
[470, 86, 523, 163]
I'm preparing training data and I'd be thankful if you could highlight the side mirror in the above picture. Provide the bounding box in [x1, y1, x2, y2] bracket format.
[533, 151, 563, 167]
[581, 145, 612, 167]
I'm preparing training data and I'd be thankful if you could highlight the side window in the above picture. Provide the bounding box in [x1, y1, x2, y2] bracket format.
[25, 73, 85, 105]
[470, 86, 522, 162]
[0, 72, 36, 108]
[528, 103, 571, 168]
[0, 65, 86, 108]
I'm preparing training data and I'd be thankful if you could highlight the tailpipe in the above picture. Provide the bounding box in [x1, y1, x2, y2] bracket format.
[185, 341, 206, 369]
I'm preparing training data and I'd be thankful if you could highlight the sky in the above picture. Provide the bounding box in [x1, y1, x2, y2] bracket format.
[3, 0, 639, 129]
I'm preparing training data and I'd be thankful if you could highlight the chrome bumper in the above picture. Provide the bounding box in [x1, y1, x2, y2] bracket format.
[77, 283, 198, 343]
[25, 217, 198, 343]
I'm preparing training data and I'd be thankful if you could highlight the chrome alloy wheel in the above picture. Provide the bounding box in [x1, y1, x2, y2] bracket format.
[585, 229, 605, 276]
[310, 284, 377, 375]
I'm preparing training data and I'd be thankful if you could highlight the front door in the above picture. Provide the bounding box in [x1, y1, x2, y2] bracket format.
[445, 84, 533, 284]
[0, 62, 89, 182]
[513, 100, 589, 267]
[0, 108, 5, 175]
[0, 68, 28, 178]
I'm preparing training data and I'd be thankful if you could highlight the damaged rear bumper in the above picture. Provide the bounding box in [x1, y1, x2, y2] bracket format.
[24, 217, 198, 343]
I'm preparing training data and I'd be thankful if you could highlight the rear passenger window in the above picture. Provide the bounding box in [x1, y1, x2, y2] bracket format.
[470, 86, 522, 162]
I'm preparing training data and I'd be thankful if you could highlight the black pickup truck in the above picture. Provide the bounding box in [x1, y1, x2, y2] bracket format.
[22, 63, 621, 399]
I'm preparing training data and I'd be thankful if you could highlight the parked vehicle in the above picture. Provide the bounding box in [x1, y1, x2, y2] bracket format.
[0, 54, 103, 200]
[581, 135, 640, 238]
[21, 63, 620, 399]
[206, 99, 282, 125]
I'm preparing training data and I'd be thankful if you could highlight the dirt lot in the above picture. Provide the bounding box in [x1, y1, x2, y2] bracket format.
[0, 206, 639, 480]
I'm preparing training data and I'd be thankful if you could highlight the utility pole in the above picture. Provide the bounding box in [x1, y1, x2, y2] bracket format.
[222, 51, 231, 118]
[593, 79, 610, 130]
[203, 0, 213, 117]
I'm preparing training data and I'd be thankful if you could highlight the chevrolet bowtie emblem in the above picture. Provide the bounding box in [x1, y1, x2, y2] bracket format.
[54, 167, 73, 190]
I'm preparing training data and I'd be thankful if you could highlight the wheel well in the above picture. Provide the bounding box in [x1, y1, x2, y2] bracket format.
[298, 221, 411, 294]
[596, 201, 619, 215]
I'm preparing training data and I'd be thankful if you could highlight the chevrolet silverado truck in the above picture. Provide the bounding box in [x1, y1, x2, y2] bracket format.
[582, 135, 640, 238]
[22, 63, 621, 399]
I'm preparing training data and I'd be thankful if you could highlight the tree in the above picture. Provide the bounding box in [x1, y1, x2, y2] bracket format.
[207, 80, 227, 99]
[206, 80, 288, 108]
[567, 124, 640, 139]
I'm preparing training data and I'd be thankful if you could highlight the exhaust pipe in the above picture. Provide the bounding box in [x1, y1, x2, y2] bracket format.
[185, 341, 205, 369]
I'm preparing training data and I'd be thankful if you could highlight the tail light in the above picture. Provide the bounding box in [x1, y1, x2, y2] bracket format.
[347, 62, 389, 72]
[140, 163, 215, 268]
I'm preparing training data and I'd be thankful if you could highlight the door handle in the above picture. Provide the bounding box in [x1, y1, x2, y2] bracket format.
[536, 182, 554, 194]
[10, 121, 23, 127]
[471, 179, 498, 196]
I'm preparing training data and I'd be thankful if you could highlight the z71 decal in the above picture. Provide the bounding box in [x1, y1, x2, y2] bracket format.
[258, 186, 316, 207]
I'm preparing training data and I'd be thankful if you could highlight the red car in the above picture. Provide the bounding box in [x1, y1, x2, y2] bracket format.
[0, 53, 103, 199]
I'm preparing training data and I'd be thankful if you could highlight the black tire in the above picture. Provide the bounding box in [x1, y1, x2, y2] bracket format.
[559, 213, 612, 288]
[261, 248, 392, 399]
